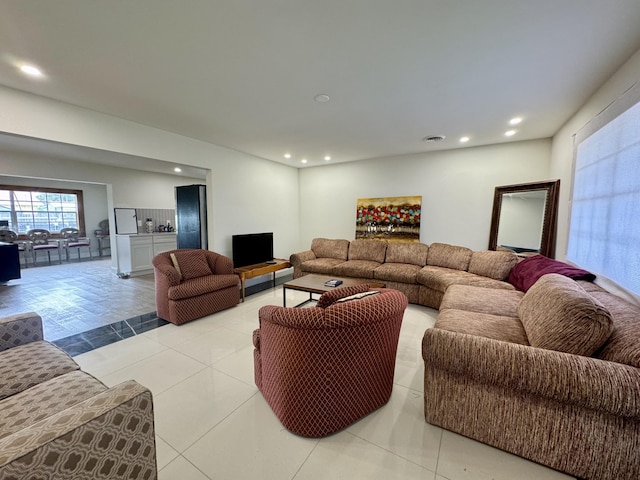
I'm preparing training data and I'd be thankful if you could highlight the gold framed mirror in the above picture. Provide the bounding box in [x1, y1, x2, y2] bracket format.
[488, 180, 560, 259]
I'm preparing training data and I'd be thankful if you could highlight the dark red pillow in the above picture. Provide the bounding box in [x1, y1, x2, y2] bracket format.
[508, 255, 595, 292]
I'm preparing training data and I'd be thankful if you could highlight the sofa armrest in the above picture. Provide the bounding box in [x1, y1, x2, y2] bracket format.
[0, 380, 157, 479]
[214, 253, 234, 274]
[154, 263, 182, 286]
[0, 313, 44, 352]
[289, 250, 316, 278]
[422, 328, 640, 418]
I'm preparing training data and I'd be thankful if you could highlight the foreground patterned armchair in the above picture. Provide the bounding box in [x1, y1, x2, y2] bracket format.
[0, 313, 157, 479]
[253, 285, 408, 437]
[153, 249, 240, 325]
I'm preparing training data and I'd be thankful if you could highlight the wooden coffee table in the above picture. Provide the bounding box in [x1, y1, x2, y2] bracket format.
[282, 274, 384, 307]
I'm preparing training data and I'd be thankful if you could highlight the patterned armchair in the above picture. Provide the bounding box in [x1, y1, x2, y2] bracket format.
[152, 249, 240, 325]
[253, 285, 408, 437]
[0, 313, 157, 479]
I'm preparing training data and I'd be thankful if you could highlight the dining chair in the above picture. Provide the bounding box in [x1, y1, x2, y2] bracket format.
[26, 229, 62, 265]
[60, 227, 92, 261]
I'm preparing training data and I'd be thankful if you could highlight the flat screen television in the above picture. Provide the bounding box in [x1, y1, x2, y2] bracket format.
[232, 232, 274, 268]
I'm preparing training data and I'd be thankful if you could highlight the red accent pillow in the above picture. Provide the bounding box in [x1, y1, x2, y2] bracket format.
[508, 255, 595, 292]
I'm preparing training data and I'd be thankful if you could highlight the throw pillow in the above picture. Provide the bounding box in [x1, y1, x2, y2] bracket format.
[517, 273, 613, 356]
[317, 284, 370, 309]
[509, 254, 596, 292]
[169, 253, 183, 281]
[174, 250, 213, 280]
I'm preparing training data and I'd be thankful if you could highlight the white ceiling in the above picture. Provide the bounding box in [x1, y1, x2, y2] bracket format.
[2, 0, 640, 169]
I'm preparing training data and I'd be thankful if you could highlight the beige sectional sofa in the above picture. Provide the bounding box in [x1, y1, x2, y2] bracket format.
[423, 274, 640, 480]
[0, 312, 157, 479]
[290, 238, 518, 307]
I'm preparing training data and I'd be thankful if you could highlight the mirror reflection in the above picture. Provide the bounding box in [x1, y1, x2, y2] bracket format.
[496, 190, 546, 254]
[488, 180, 560, 259]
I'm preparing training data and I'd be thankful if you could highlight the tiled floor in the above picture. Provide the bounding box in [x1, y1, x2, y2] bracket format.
[0, 258, 157, 340]
[75, 287, 576, 480]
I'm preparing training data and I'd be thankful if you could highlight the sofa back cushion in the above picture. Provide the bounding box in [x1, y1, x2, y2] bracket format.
[385, 242, 429, 266]
[427, 243, 473, 271]
[468, 250, 518, 281]
[311, 238, 350, 260]
[517, 274, 613, 356]
[174, 250, 213, 280]
[348, 239, 387, 263]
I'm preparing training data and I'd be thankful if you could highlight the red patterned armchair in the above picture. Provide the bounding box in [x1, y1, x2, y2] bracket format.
[253, 285, 408, 437]
[153, 249, 240, 325]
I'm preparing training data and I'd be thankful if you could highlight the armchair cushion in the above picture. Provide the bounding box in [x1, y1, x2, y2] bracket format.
[174, 250, 212, 280]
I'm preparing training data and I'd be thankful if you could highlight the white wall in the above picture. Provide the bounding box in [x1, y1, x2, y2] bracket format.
[298, 139, 552, 251]
[551, 47, 640, 259]
[0, 87, 301, 263]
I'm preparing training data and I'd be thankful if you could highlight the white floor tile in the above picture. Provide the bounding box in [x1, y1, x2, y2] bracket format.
[142, 322, 204, 347]
[171, 326, 250, 366]
[154, 368, 256, 453]
[437, 430, 574, 480]
[211, 344, 256, 386]
[183, 394, 318, 480]
[73, 334, 166, 377]
[155, 435, 179, 471]
[99, 348, 207, 396]
[294, 431, 436, 480]
[159, 456, 210, 480]
[347, 385, 442, 472]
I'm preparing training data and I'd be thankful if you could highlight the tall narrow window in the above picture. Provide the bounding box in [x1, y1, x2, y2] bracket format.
[568, 82, 640, 295]
[0, 186, 85, 235]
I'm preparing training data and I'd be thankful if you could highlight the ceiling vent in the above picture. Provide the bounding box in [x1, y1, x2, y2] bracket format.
[422, 135, 446, 143]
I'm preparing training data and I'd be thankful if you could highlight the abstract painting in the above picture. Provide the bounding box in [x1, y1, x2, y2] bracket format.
[355, 196, 421, 242]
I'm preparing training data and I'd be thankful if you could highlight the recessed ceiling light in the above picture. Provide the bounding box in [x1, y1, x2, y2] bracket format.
[19, 64, 43, 77]
[324, 156, 331, 161]
[174, 167, 182, 173]
[301, 159, 308, 164]
[505, 130, 517, 137]
[459, 136, 470, 143]
[509, 117, 523, 125]
[314, 94, 330, 103]
[284, 153, 291, 159]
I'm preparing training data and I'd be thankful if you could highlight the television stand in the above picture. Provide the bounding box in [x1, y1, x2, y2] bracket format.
[234, 259, 291, 302]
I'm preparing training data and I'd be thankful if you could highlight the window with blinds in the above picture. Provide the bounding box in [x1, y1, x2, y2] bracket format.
[568, 82, 640, 296]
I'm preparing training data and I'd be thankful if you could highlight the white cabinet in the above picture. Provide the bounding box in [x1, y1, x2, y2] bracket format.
[116, 234, 176, 276]
[153, 234, 177, 256]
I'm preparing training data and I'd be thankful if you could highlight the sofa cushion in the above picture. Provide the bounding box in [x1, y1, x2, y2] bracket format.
[427, 243, 473, 271]
[300, 258, 346, 275]
[435, 310, 529, 345]
[517, 274, 613, 356]
[374, 263, 422, 283]
[0, 341, 79, 401]
[168, 274, 239, 300]
[508, 254, 596, 292]
[590, 289, 640, 368]
[468, 250, 518, 281]
[348, 239, 387, 263]
[311, 238, 350, 260]
[174, 250, 213, 280]
[384, 242, 429, 266]
[417, 266, 515, 293]
[440, 285, 524, 317]
[333, 260, 381, 279]
[0, 371, 106, 440]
